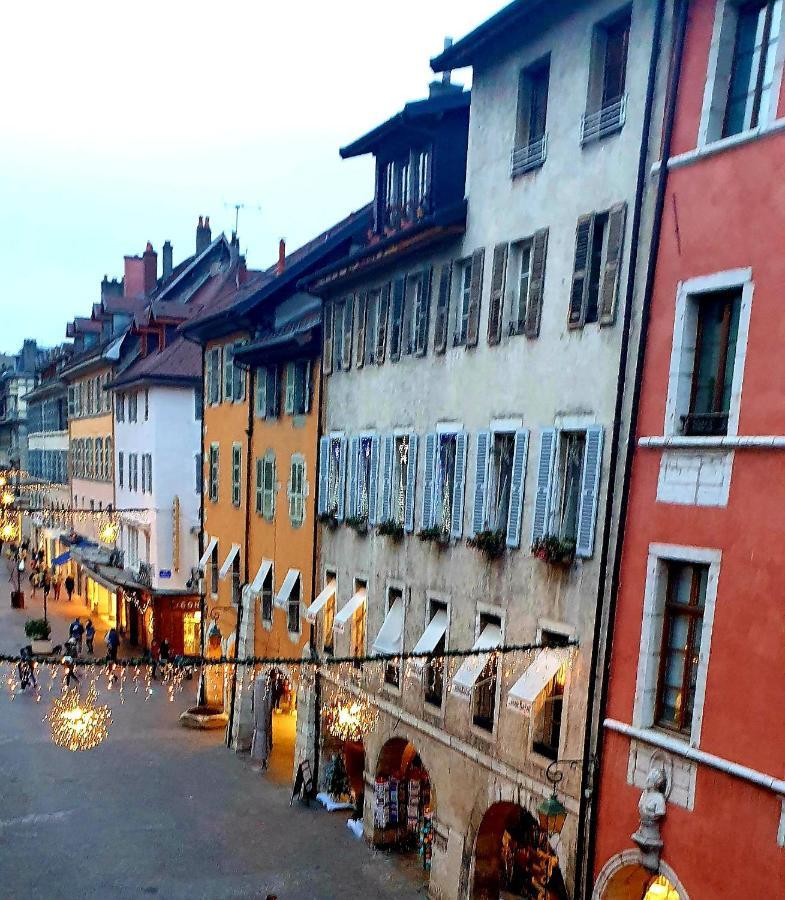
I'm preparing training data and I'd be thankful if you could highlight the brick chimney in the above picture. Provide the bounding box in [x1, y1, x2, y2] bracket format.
[142, 242, 157, 294]
[124, 255, 145, 297]
[277, 238, 286, 274]
[196, 215, 211, 254]
[162, 240, 173, 279]
[101, 276, 123, 303]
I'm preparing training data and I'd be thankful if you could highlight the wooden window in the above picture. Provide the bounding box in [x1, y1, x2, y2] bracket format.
[341, 295, 353, 371]
[332, 301, 345, 371]
[487, 244, 509, 345]
[388, 277, 406, 361]
[288, 456, 306, 526]
[683, 289, 742, 436]
[532, 631, 570, 759]
[413, 268, 432, 357]
[322, 302, 333, 376]
[569, 205, 626, 327]
[656, 562, 708, 734]
[424, 600, 447, 708]
[514, 55, 550, 173]
[433, 263, 452, 354]
[355, 292, 367, 370]
[602, 13, 631, 105]
[231, 443, 242, 507]
[209, 444, 219, 503]
[472, 613, 501, 732]
[510, 229, 549, 337]
[364, 289, 380, 365]
[375, 284, 390, 364]
[256, 453, 276, 519]
[455, 260, 474, 345]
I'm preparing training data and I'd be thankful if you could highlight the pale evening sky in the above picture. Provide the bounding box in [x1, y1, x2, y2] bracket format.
[0, 0, 504, 353]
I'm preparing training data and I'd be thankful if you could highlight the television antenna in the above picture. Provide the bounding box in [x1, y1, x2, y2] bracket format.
[224, 202, 262, 235]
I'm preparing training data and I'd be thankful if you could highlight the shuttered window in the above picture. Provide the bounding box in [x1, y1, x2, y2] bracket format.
[284, 361, 310, 416]
[255, 454, 276, 520]
[333, 301, 345, 371]
[341, 295, 354, 371]
[364, 289, 380, 365]
[209, 444, 219, 503]
[322, 302, 334, 376]
[456, 262, 473, 345]
[510, 229, 549, 337]
[223, 345, 235, 401]
[355, 292, 367, 370]
[472, 429, 529, 548]
[323, 435, 347, 519]
[433, 263, 453, 354]
[455, 250, 485, 346]
[413, 268, 432, 356]
[389, 277, 406, 361]
[254, 368, 267, 418]
[288, 455, 306, 526]
[206, 347, 221, 404]
[231, 443, 242, 507]
[569, 205, 626, 327]
[376, 284, 390, 364]
[487, 244, 508, 345]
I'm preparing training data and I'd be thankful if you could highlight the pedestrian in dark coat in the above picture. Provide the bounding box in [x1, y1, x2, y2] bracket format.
[64, 575, 75, 601]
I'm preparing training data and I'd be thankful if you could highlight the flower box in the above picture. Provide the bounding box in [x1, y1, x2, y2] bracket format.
[467, 530, 506, 560]
[531, 535, 575, 567]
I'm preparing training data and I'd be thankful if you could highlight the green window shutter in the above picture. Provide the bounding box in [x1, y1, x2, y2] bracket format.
[341, 295, 354, 371]
[525, 229, 549, 338]
[255, 367, 267, 418]
[389, 277, 406, 362]
[355, 292, 367, 370]
[414, 267, 433, 357]
[433, 263, 452, 354]
[255, 458, 263, 514]
[223, 345, 234, 401]
[322, 303, 333, 376]
[376, 283, 390, 364]
[466, 248, 485, 347]
[599, 203, 627, 326]
[487, 244, 508, 346]
[284, 362, 295, 415]
[569, 215, 594, 328]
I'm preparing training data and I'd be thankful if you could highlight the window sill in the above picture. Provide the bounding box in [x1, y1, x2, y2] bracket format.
[423, 699, 445, 718]
[662, 117, 785, 173]
[529, 746, 560, 769]
[470, 722, 498, 744]
[640, 434, 785, 450]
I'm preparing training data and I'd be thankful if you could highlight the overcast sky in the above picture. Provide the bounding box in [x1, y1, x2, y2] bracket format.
[0, 0, 503, 353]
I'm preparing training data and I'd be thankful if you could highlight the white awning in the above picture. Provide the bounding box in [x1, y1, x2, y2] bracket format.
[507, 648, 570, 715]
[372, 597, 404, 656]
[249, 558, 273, 595]
[198, 536, 217, 569]
[411, 609, 448, 672]
[274, 568, 301, 608]
[334, 589, 366, 634]
[450, 623, 501, 700]
[218, 543, 241, 580]
[305, 581, 336, 623]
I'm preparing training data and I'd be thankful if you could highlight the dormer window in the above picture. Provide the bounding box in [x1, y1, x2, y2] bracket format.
[378, 146, 432, 232]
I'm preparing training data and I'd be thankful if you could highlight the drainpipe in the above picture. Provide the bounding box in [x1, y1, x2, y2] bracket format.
[311, 348, 325, 789]
[197, 346, 207, 706]
[577, 2, 690, 896]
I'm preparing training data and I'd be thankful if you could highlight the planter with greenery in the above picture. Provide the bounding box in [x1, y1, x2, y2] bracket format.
[467, 530, 506, 560]
[417, 526, 450, 547]
[344, 515, 368, 535]
[376, 520, 404, 542]
[531, 535, 575, 566]
[317, 511, 340, 529]
[25, 618, 52, 653]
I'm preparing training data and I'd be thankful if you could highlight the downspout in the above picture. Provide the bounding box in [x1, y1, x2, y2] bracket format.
[198, 345, 207, 705]
[310, 346, 325, 789]
[577, 2, 690, 897]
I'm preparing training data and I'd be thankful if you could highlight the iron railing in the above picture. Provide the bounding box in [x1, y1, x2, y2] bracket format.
[510, 134, 547, 177]
[580, 95, 627, 145]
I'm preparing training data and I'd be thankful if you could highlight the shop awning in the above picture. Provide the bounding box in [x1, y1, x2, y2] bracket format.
[305, 581, 336, 623]
[507, 648, 570, 715]
[218, 543, 241, 580]
[334, 589, 366, 634]
[52, 551, 71, 566]
[411, 609, 448, 672]
[274, 568, 301, 608]
[450, 623, 501, 700]
[82, 565, 119, 594]
[198, 536, 217, 569]
[249, 558, 273, 594]
[372, 597, 404, 656]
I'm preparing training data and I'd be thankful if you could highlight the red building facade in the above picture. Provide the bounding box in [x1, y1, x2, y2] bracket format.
[591, 1, 785, 897]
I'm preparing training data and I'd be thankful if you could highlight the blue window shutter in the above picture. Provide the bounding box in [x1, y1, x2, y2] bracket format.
[506, 429, 530, 548]
[368, 435, 380, 525]
[450, 431, 468, 539]
[337, 437, 348, 521]
[576, 425, 604, 558]
[421, 432, 437, 529]
[404, 432, 418, 533]
[531, 428, 557, 544]
[381, 435, 394, 522]
[318, 436, 330, 515]
[471, 430, 491, 537]
[348, 436, 359, 519]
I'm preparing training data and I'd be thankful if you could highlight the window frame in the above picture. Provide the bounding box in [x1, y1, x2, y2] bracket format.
[382, 583, 405, 691]
[470, 608, 504, 738]
[423, 595, 450, 712]
[530, 627, 572, 761]
[455, 258, 473, 346]
[209, 443, 219, 503]
[288, 454, 306, 527]
[231, 443, 242, 507]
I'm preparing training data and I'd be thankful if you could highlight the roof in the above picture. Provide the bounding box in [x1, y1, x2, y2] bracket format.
[24, 376, 67, 403]
[59, 333, 126, 381]
[101, 294, 149, 316]
[340, 90, 470, 159]
[430, 0, 549, 71]
[154, 234, 231, 304]
[107, 336, 201, 390]
[234, 308, 322, 365]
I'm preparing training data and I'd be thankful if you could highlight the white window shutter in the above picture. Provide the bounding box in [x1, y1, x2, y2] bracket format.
[348, 436, 359, 518]
[471, 431, 491, 536]
[421, 432, 437, 529]
[404, 432, 418, 533]
[317, 436, 329, 515]
[368, 435, 380, 525]
[576, 426, 604, 558]
[451, 431, 468, 539]
[531, 429, 557, 544]
[337, 436, 348, 521]
[506, 429, 529, 548]
[381, 435, 394, 522]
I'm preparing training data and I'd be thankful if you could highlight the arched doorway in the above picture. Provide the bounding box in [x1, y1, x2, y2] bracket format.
[472, 802, 567, 899]
[373, 738, 434, 879]
[593, 853, 688, 900]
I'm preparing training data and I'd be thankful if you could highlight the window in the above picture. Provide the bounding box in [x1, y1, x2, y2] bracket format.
[129, 453, 138, 492]
[583, 8, 631, 142]
[723, 0, 782, 137]
[143, 389, 149, 420]
[456, 261, 473, 345]
[424, 600, 447, 708]
[104, 437, 112, 481]
[144, 453, 152, 493]
[322, 572, 336, 656]
[95, 437, 103, 480]
[325, 435, 345, 516]
[287, 574, 301, 634]
[116, 392, 125, 422]
[351, 579, 367, 665]
[231, 351, 245, 402]
[364, 289, 380, 364]
[485, 432, 515, 532]
[333, 301, 346, 371]
[256, 453, 276, 519]
[683, 289, 742, 436]
[434, 433, 457, 533]
[284, 361, 310, 416]
[206, 347, 221, 405]
[509, 230, 548, 337]
[655, 563, 708, 735]
[384, 587, 403, 688]
[532, 631, 570, 759]
[194, 454, 201, 494]
[231, 443, 242, 507]
[209, 444, 219, 502]
[351, 436, 374, 521]
[223, 345, 235, 402]
[86, 378, 94, 416]
[390, 434, 411, 526]
[555, 432, 585, 545]
[289, 455, 306, 526]
[513, 56, 550, 175]
[231, 554, 241, 607]
[412, 147, 431, 213]
[127, 526, 139, 569]
[85, 438, 94, 479]
[68, 386, 76, 418]
[255, 365, 280, 419]
[210, 543, 219, 595]
[194, 387, 203, 420]
[261, 565, 274, 624]
[472, 613, 501, 732]
[128, 392, 138, 423]
[569, 205, 627, 327]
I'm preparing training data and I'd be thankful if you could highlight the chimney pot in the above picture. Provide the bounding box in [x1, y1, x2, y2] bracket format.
[162, 240, 173, 279]
[196, 215, 211, 254]
[277, 238, 286, 274]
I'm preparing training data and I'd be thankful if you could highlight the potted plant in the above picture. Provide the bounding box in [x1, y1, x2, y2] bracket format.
[345, 515, 368, 535]
[467, 529, 506, 561]
[25, 618, 52, 654]
[317, 511, 340, 529]
[531, 535, 576, 567]
[377, 519, 404, 542]
[417, 526, 450, 548]
[324, 753, 352, 803]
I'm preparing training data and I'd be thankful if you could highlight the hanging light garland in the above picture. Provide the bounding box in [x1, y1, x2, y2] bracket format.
[322, 688, 378, 742]
[45, 685, 111, 751]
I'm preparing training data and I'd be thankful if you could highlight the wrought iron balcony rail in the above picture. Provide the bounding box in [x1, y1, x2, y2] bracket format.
[681, 411, 729, 437]
[580, 95, 627, 145]
[510, 134, 547, 177]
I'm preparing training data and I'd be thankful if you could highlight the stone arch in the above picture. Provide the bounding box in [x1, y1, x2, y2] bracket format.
[592, 851, 690, 900]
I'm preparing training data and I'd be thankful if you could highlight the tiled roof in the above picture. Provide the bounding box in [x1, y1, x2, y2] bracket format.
[108, 336, 201, 388]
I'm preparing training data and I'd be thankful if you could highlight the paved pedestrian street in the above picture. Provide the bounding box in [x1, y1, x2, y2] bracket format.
[0, 559, 423, 900]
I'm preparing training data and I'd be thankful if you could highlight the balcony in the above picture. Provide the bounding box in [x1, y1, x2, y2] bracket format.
[510, 134, 547, 177]
[680, 411, 729, 437]
[581, 95, 627, 145]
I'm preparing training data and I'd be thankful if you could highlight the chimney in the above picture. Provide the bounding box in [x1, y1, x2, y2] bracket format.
[429, 38, 462, 97]
[196, 215, 212, 255]
[442, 37, 453, 84]
[101, 276, 123, 303]
[162, 240, 173, 279]
[277, 238, 286, 274]
[124, 255, 145, 297]
[142, 242, 157, 294]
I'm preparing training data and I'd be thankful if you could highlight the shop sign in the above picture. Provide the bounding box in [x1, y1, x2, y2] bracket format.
[172, 598, 200, 611]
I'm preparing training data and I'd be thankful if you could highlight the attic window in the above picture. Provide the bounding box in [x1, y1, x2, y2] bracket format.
[378, 147, 432, 231]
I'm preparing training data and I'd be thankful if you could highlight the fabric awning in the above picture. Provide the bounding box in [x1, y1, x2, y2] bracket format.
[52, 551, 71, 566]
[411, 609, 448, 672]
[250, 558, 273, 595]
[305, 581, 336, 623]
[334, 589, 366, 634]
[450, 623, 501, 700]
[218, 543, 241, 580]
[372, 597, 404, 655]
[507, 648, 570, 715]
[198, 536, 217, 569]
[274, 568, 300, 608]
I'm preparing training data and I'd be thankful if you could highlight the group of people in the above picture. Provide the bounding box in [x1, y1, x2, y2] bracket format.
[67, 617, 119, 660]
[4, 541, 76, 603]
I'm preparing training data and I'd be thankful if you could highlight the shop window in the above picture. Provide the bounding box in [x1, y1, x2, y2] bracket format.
[424, 600, 447, 708]
[261, 565, 274, 624]
[472, 613, 501, 732]
[287, 575, 301, 634]
[532, 631, 570, 759]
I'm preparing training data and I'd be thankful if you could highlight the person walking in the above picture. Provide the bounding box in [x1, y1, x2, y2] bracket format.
[53, 570, 63, 601]
[42, 570, 52, 602]
[106, 627, 119, 663]
[69, 618, 84, 654]
[64, 574, 75, 602]
[85, 619, 95, 654]
[149, 638, 160, 679]
[63, 654, 79, 688]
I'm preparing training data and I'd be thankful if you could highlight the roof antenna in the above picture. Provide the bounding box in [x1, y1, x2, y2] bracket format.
[223, 201, 262, 237]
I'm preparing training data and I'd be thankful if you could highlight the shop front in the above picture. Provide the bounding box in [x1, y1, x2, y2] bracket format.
[84, 569, 118, 628]
[153, 595, 202, 657]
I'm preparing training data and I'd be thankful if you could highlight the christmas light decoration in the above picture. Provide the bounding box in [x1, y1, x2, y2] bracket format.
[1, 490, 15, 506]
[45, 685, 111, 751]
[322, 689, 378, 742]
[98, 518, 119, 544]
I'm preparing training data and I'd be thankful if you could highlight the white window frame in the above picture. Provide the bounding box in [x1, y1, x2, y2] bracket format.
[288, 453, 307, 527]
[209, 443, 219, 503]
[231, 443, 242, 507]
[633, 543, 721, 749]
[664, 269, 753, 439]
[469, 604, 505, 743]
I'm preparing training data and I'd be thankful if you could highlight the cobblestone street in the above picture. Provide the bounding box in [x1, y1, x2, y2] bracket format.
[0, 558, 424, 900]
